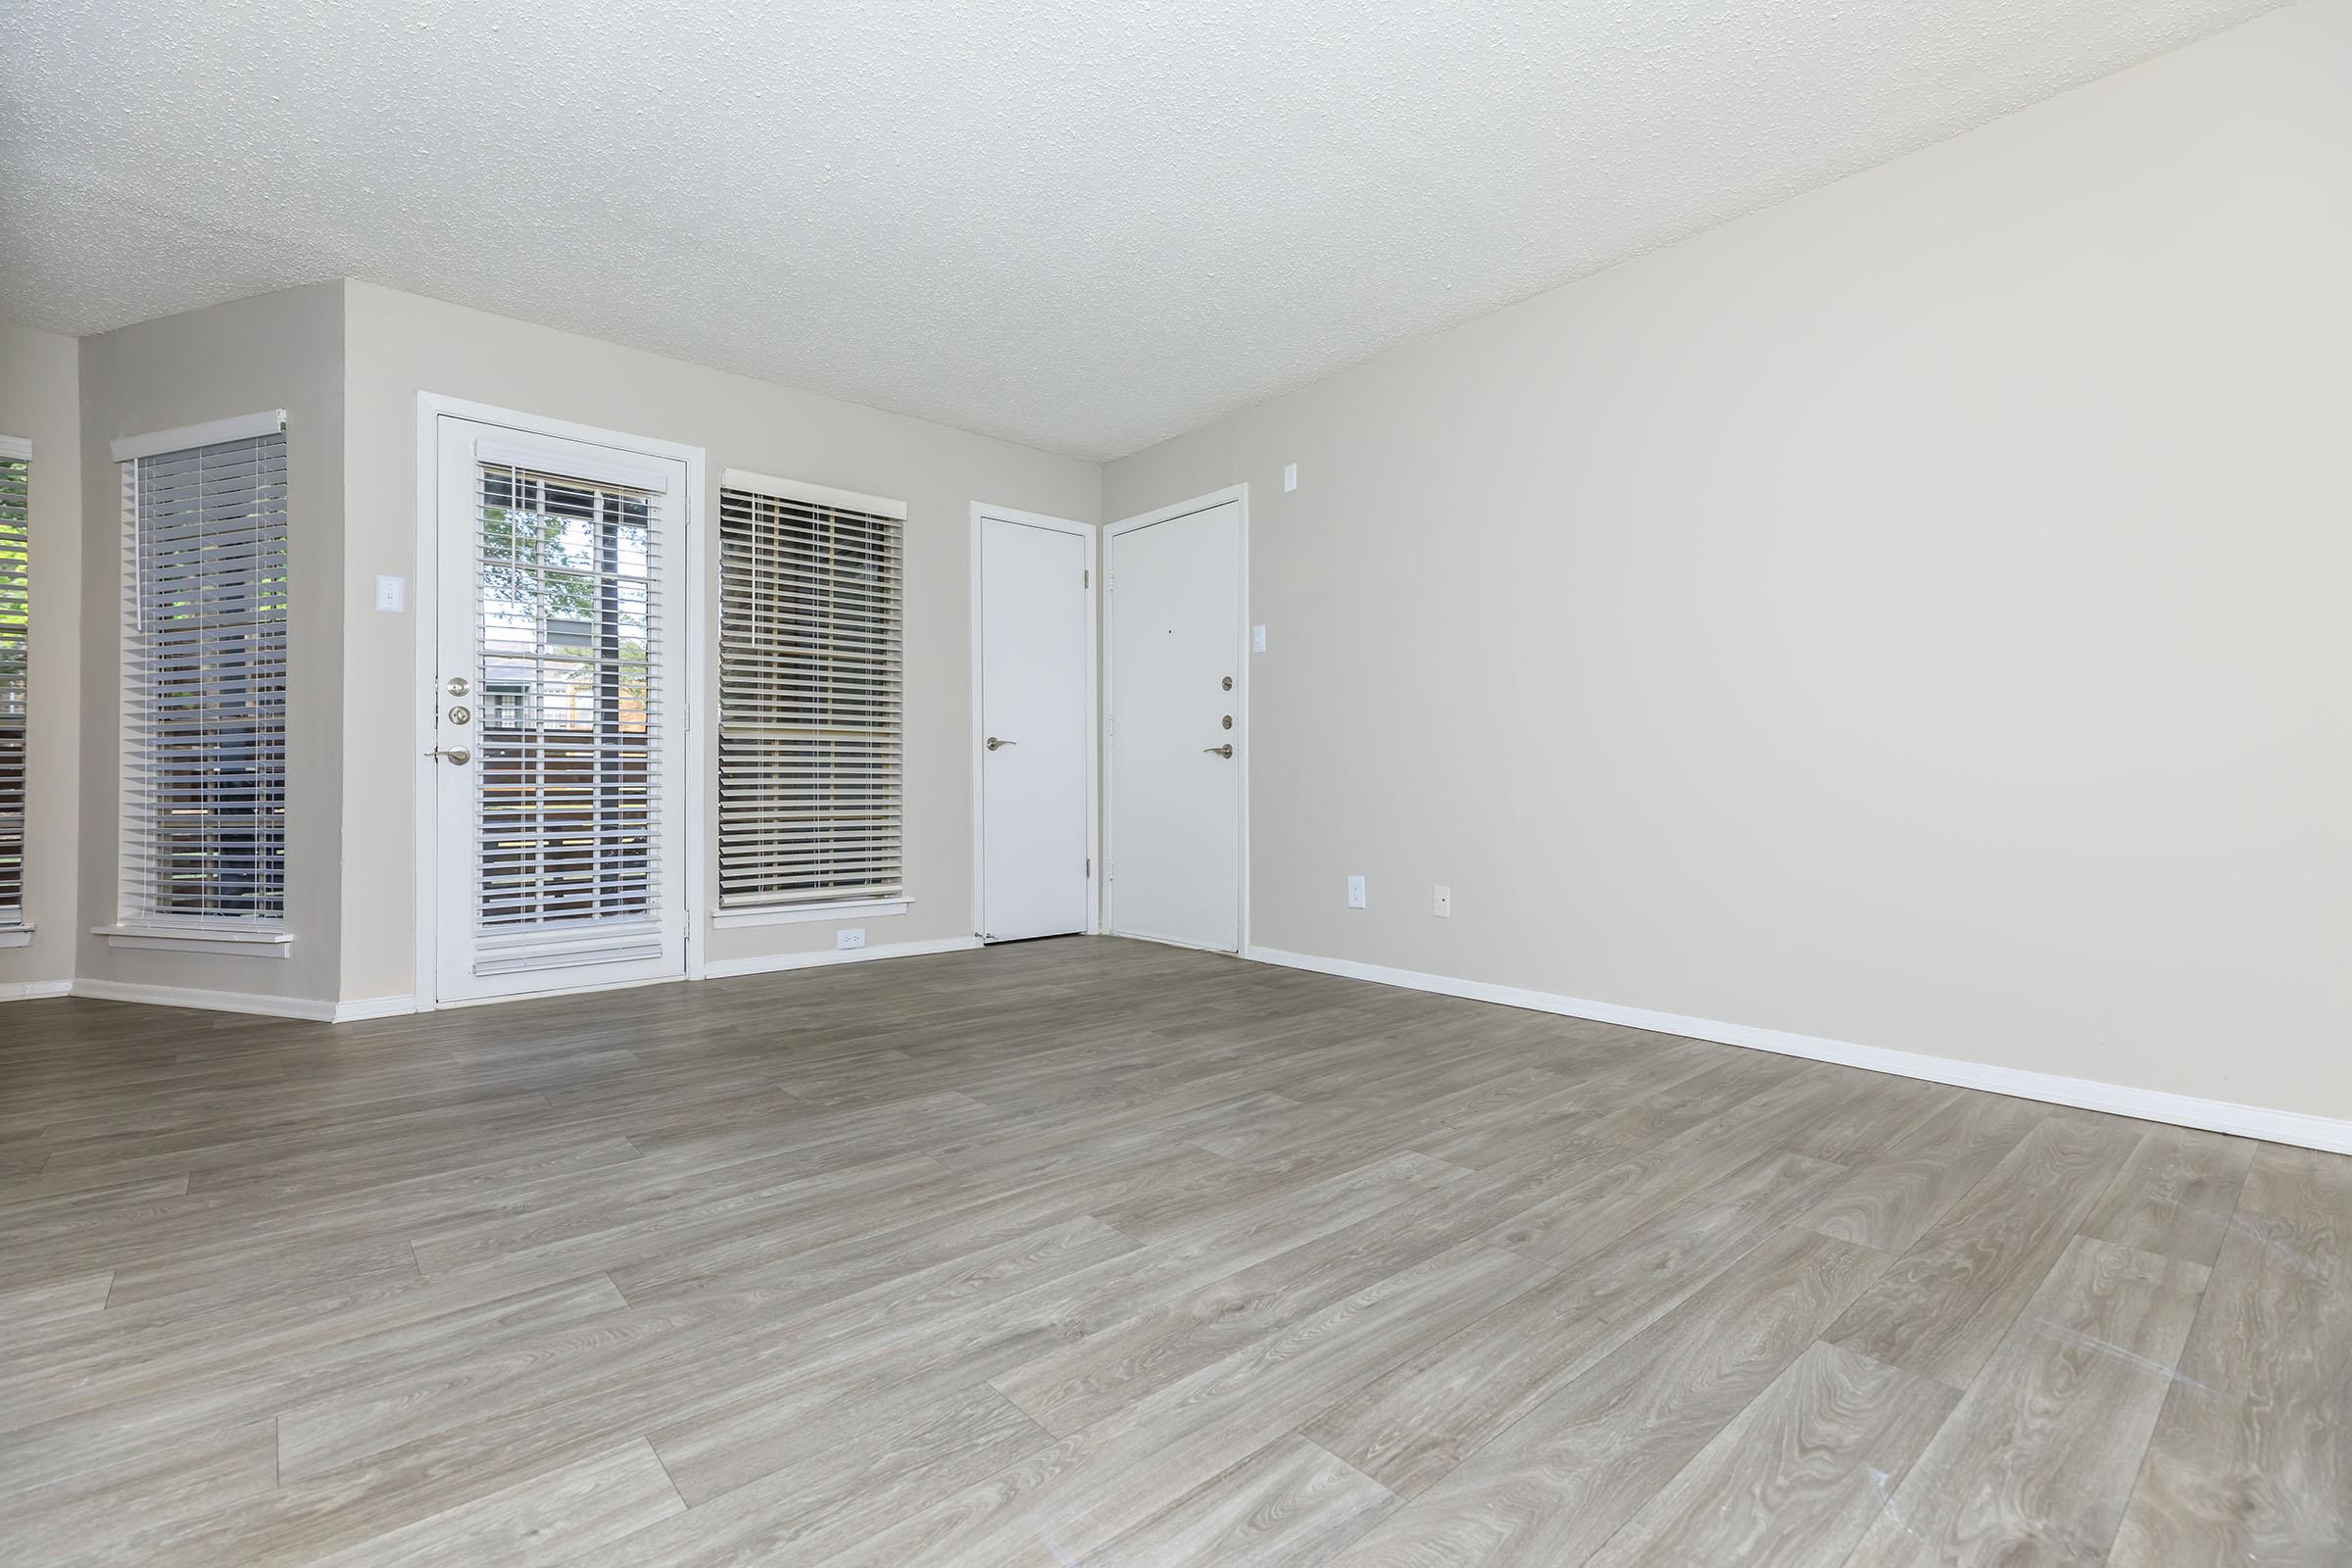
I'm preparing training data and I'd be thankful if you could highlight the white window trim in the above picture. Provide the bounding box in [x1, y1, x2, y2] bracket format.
[93, 923, 293, 957]
[710, 897, 910, 930]
[115, 412, 293, 942]
[0, 435, 27, 462]
[0, 925, 30, 949]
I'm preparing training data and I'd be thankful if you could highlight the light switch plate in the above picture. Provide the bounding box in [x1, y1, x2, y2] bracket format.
[836, 927, 866, 951]
[374, 574, 406, 612]
[1251, 624, 1268, 655]
[1434, 885, 1451, 917]
[1283, 463, 1298, 492]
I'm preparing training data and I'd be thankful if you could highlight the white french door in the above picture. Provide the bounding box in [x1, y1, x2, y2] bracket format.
[429, 415, 690, 1004]
[977, 511, 1094, 942]
[1105, 495, 1245, 953]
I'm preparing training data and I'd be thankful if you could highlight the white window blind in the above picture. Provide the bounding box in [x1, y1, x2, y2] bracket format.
[119, 426, 288, 926]
[0, 438, 26, 923]
[717, 475, 905, 909]
[474, 459, 661, 932]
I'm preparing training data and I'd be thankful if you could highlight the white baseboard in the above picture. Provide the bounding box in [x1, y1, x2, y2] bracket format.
[705, 935, 980, 980]
[331, 995, 418, 1022]
[0, 978, 73, 1002]
[1245, 945, 2352, 1157]
[68, 978, 340, 1021]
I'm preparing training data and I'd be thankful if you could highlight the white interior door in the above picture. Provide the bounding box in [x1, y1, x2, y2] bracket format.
[978, 514, 1091, 941]
[1106, 498, 1243, 952]
[431, 416, 689, 1004]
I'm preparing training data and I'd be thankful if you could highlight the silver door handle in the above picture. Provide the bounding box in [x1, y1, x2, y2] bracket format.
[429, 745, 471, 766]
[986, 737, 1016, 751]
[1203, 744, 1234, 759]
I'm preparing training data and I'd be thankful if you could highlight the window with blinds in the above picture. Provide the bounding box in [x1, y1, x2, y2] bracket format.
[473, 458, 661, 933]
[118, 424, 289, 926]
[717, 474, 905, 910]
[0, 438, 26, 924]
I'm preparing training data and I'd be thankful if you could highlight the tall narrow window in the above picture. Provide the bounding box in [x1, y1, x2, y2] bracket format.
[717, 473, 905, 912]
[0, 436, 27, 926]
[117, 417, 289, 927]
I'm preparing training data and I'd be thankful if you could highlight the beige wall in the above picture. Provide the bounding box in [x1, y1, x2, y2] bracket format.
[340, 282, 1100, 1004]
[0, 323, 82, 993]
[75, 284, 348, 1004]
[1104, 2, 2352, 1120]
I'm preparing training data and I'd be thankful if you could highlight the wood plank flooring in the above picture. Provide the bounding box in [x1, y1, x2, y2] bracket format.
[1, 936, 2345, 1565]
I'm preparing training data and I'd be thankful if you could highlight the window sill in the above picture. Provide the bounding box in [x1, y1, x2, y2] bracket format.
[0, 923, 31, 950]
[710, 899, 909, 930]
[93, 924, 293, 959]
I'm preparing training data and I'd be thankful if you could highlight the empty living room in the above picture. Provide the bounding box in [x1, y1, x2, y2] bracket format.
[2, 1, 2347, 1563]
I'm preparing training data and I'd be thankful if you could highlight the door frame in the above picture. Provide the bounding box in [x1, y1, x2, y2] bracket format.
[411, 392, 710, 1011]
[968, 502, 1100, 941]
[1102, 484, 1250, 955]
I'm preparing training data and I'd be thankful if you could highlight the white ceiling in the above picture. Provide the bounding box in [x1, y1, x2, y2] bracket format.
[2, 0, 2280, 460]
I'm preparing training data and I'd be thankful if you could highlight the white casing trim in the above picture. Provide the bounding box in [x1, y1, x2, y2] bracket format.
[94, 924, 292, 958]
[1245, 945, 2352, 1156]
[711, 898, 910, 930]
[704, 935, 978, 979]
[0, 979, 72, 1002]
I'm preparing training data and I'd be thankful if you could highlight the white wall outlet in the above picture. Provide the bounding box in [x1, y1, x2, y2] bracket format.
[1251, 624, 1268, 655]
[374, 574, 406, 612]
[1283, 463, 1298, 492]
[1434, 884, 1451, 918]
[1347, 874, 1366, 909]
[836, 927, 866, 951]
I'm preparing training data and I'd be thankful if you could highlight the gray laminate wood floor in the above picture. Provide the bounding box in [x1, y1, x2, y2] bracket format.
[2, 938, 2345, 1565]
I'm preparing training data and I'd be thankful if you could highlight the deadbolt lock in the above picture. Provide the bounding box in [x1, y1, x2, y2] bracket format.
[448, 705, 472, 726]
[446, 675, 470, 697]
[1221, 675, 1233, 691]
[1221, 714, 1233, 729]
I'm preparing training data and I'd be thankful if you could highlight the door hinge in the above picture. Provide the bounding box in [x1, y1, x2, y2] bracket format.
[1083, 568, 1090, 588]
[1086, 857, 1092, 877]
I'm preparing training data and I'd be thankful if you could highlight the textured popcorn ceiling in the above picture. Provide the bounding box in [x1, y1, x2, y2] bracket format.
[0, 0, 2282, 459]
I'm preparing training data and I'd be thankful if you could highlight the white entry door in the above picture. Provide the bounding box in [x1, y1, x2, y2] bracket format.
[430, 415, 690, 1004]
[977, 513, 1093, 941]
[1106, 496, 1244, 952]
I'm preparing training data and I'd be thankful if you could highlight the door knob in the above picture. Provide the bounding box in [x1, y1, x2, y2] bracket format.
[429, 745, 471, 766]
[1202, 743, 1234, 759]
[986, 736, 1016, 751]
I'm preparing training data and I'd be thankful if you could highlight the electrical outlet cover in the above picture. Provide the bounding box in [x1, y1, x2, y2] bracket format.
[836, 927, 866, 951]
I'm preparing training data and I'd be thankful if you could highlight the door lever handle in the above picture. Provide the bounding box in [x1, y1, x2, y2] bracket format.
[986, 736, 1016, 751]
[428, 745, 471, 766]
[1202, 744, 1234, 759]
